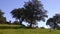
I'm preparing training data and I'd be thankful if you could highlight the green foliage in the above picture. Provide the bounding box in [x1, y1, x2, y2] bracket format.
[0, 10, 4, 17]
[0, 10, 6, 24]
[11, 8, 24, 25]
[11, 0, 48, 28]
[23, 0, 48, 27]
[46, 14, 60, 29]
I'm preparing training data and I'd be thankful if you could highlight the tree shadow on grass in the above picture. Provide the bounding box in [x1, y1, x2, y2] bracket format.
[0, 26, 37, 29]
[0, 26, 23, 29]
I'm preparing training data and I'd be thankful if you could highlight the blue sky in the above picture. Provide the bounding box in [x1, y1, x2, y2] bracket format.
[0, 0, 60, 28]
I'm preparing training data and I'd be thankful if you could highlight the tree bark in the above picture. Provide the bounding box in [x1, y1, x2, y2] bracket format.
[29, 23, 32, 28]
[19, 18, 24, 25]
[19, 18, 22, 25]
[29, 21, 33, 28]
[19, 21, 22, 25]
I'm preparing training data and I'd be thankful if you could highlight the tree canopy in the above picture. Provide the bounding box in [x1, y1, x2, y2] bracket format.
[23, 0, 48, 27]
[46, 14, 60, 29]
[0, 10, 6, 24]
[11, 0, 48, 28]
[11, 8, 24, 25]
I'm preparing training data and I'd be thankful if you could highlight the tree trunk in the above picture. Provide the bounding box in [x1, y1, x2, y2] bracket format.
[19, 18, 22, 25]
[19, 18, 24, 25]
[19, 21, 22, 25]
[29, 23, 32, 28]
[29, 21, 33, 28]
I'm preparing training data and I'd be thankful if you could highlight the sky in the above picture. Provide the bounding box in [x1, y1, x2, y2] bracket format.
[0, 0, 60, 28]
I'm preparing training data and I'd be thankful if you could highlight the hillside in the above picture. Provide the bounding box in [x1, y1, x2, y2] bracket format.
[0, 24, 60, 34]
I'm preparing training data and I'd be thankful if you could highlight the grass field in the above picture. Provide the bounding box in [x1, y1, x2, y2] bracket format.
[0, 24, 60, 34]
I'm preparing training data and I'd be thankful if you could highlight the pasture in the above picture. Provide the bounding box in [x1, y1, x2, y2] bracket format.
[0, 24, 60, 34]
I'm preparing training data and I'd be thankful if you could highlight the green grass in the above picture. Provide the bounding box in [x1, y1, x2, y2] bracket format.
[0, 24, 60, 34]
